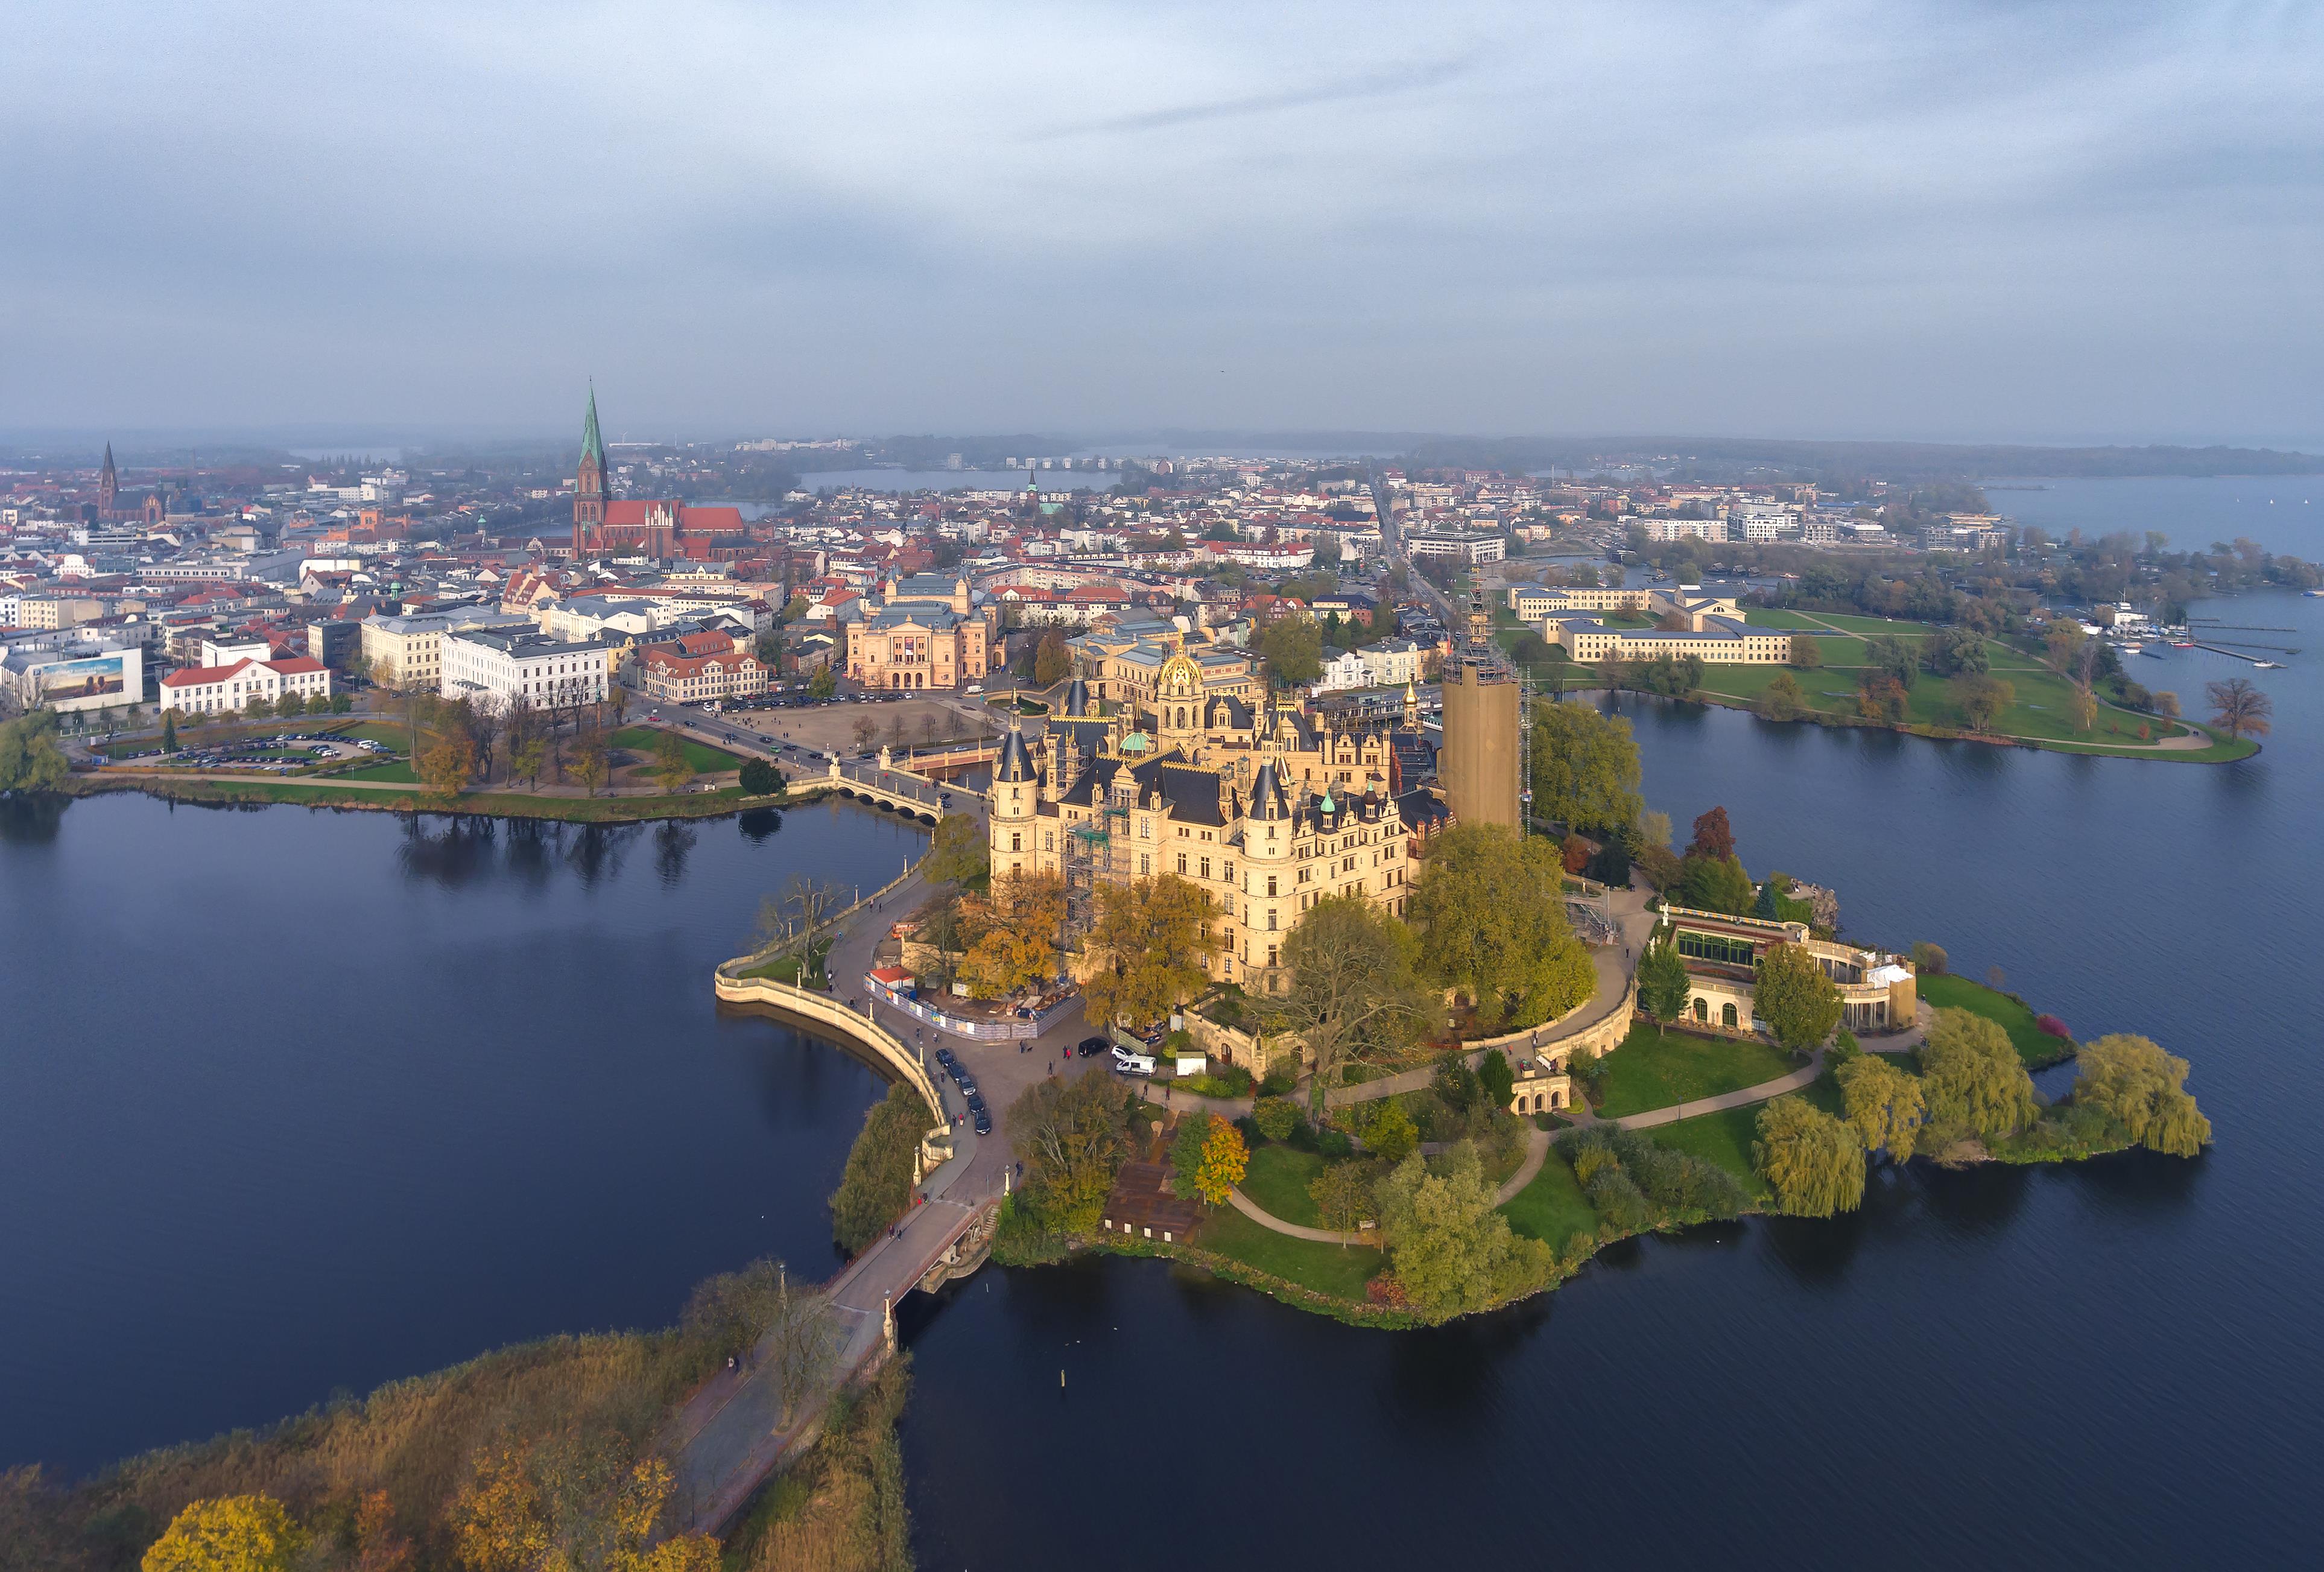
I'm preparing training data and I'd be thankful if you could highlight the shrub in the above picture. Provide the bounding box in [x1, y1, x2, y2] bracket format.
[1583, 1167, 1654, 1233]
[1258, 1057, 1299, 1097]
[1569, 1142, 1621, 1186]
[1912, 941, 1949, 975]
[2034, 1014, 2071, 1041]
[1252, 1095, 1300, 1143]
[1361, 1099, 1420, 1163]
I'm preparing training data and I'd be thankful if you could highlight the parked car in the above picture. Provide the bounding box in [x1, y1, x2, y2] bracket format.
[1075, 1036, 1109, 1058]
[972, 1110, 993, 1136]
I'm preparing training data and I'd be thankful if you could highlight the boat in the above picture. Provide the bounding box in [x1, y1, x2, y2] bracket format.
[2308, 588, 2324, 598]
[2172, 639, 2196, 648]
[2255, 661, 2284, 668]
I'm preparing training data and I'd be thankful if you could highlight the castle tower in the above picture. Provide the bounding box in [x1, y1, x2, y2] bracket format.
[990, 720, 1039, 879]
[574, 386, 607, 551]
[98, 443, 118, 519]
[1243, 756, 1296, 992]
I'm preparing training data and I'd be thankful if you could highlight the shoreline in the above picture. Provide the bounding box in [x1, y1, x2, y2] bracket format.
[60, 770, 881, 826]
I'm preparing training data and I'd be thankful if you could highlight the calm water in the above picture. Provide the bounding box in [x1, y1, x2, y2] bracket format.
[0, 796, 923, 1475]
[898, 589, 2324, 1569]
[1999, 475, 2324, 559]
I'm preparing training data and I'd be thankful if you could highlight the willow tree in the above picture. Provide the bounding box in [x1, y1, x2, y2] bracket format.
[1753, 1095, 1866, 1217]
[1407, 823, 1594, 1032]
[1274, 895, 1430, 1115]
[1837, 1053, 1926, 1162]
[2073, 1034, 2212, 1156]
[1921, 1007, 2042, 1145]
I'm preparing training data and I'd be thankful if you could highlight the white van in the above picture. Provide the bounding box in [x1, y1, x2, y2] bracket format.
[1110, 1047, 1156, 1076]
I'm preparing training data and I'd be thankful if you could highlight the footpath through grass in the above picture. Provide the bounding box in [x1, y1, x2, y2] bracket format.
[1499, 1152, 1597, 1246]
[1595, 1024, 1797, 1118]
[1645, 1070, 1844, 1199]
[1196, 1206, 1382, 1301]
[612, 724, 742, 773]
[1239, 1144, 1326, 1227]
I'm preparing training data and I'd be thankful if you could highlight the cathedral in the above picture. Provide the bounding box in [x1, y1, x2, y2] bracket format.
[571, 389, 746, 559]
[988, 643, 1445, 995]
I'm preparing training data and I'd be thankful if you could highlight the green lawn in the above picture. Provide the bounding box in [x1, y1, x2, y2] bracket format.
[1647, 1070, 1844, 1197]
[1499, 1153, 1597, 1246]
[611, 726, 741, 773]
[741, 943, 832, 989]
[1595, 1024, 1799, 1118]
[1239, 1144, 1326, 1227]
[1919, 974, 2072, 1067]
[336, 761, 418, 784]
[90, 777, 755, 822]
[1195, 1205, 1382, 1301]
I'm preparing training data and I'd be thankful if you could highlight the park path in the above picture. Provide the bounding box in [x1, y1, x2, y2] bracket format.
[1222, 1124, 1553, 1244]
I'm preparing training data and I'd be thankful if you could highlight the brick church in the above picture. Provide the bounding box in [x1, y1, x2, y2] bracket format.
[571, 388, 746, 560]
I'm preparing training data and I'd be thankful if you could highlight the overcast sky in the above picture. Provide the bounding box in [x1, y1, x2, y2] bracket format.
[5, 0, 2320, 446]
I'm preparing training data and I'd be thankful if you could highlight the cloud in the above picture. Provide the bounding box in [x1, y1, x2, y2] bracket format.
[1026, 51, 1484, 139]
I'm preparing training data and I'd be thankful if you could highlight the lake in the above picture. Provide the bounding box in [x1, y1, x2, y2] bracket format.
[0, 795, 923, 1475]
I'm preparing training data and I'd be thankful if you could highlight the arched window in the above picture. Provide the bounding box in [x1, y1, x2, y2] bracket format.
[1694, 997, 1708, 1023]
[1722, 1002, 1738, 1029]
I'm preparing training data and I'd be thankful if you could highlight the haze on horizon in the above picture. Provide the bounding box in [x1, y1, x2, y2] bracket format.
[5, 0, 2320, 451]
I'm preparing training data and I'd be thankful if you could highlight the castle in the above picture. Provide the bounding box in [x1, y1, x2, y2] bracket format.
[987, 644, 1445, 995]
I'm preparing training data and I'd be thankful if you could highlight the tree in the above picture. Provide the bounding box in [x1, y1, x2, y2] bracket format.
[651, 729, 695, 793]
[1754, 940, 1843, 1053]
[1687, 805, 1735, 861]
[1756, 671, 1805, 721]
[807, 664, 838, 700]
[1477, 1047, 1515, 1112]
[1925, 626, 1989, 677]
[416, 728, 477, 796]
[1638, 809, 1672, 849]
[1529, 700, 1642, 833]
[2044, 620, 2088, 674]
[1636, 939, 1691, 1024]
[1754, 1096, 1866, 1217]
[1864, 633, 1917, 688]
[1360, 1098, 1419, 1162]
[1308, 1161, 1372, 1244]
[1252, 1095, 1299, 1141]
[1033, 630, 1073, 688]
[1856, 671, 1909, 722]
[1955, 674, 2014, 733]
[738, 756, 785, 797]
[0, 711, 72, 793]
[1837, 1053, 1925, 1162]
[851, 714, 878, 752]
[1009, 1071, 1129, 1233]
[2071, 1034, 2212, 1156]
[1911, 941, 1949, 975]
[1676, 852, 1755, 916]
[1921, 1007, 2041, 1144]
[571, 724, 610, 796]
[1373, 1144, 1551, 1317]
[1407, 824, 1595, 1032]
[829, 1083, 929, 1254]
[2066, 682, 2098, 733]
[959, 869, 1066, 998]
[141, 1495, 305, 1572]
[161, 709, 177, 752]
[1789, 633, 1822, 670]
[2206, 677, 2273, 740]
[1256, 615, 1323, 686]
[923, 811, 988, 886]
[509, 717, 550, 788]
[2152, 688, 2180, 720]
[1080, 873, 1212, 1027]
[1187, 1115, 1249, 1205]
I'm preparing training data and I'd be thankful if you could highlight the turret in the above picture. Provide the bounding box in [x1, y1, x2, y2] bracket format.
[990, 721, 1039, 878]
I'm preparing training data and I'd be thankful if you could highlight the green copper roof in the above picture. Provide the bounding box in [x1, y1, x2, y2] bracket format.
[580, 386, 605, 464]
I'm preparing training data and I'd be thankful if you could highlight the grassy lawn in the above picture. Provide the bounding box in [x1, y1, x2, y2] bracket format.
[741, 942, 832, 989]
[1595, 1024, 1798, 1118]
[93, 777, 755, 822]
[1240, 1144, 1326, 1226]
[336, 760, 419, 784]
[1195, 1205, 1382, 1301]
[1919, 974, 2071, 1067]
[1499, 1153, 1597, 1246]
[610, 725, 741, 773]
[1648, 1070, 1844, 1197]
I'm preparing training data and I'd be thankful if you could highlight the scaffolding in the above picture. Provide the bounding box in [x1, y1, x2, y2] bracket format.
[1063, 799, 1128, 943]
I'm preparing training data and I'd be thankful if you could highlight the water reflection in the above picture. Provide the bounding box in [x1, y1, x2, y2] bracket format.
[0, 793, 67, 843]
[738, 808, 783, 845]
[654, 822, 698, 886]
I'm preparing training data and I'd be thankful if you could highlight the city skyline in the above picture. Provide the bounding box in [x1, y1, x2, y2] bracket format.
[6, 1, 2321, 447]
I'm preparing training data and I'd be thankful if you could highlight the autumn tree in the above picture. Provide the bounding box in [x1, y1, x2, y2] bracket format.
[1687, 806, 1735, 861]
[1788, 633, 1822, 670]
[1175, 1113, 1249, 1205]
[416, 727, 478, 796]
[1008, 1070, 1129, 1233]
[1837, 1053, 1925, 1162]
[2206, 676, 2273, 740]
[571, 724, 610, 796]
[1407, 823, 1595, 1032]
[1856, 671, 1909, 723]
[141, 1495, 303, 1572]
[2066, 682, 2098, 733]
[1756, 671, 1805, 721]
[1033, 629, 1074, 688]
[1528, 699, 1642, 834]
[651, 729, 695, 793]
[1636, 939, 1692, 1025]
[1753, 1095, 1866, 1217]
[1080, 872, 1213, 1027]
[2072, 1034, 2212, 1156]
[1271, 896, 1428, 1111]
[1920, 1007, 2042, 1146]
[1754, 940, 1843, 1053]
[959, 869, 1066, 998]
[829, 1083, 929, 1255]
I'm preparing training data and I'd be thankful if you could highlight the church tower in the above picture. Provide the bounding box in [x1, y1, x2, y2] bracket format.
[574, 386, 607, 551]
[98, 443, 118, 519]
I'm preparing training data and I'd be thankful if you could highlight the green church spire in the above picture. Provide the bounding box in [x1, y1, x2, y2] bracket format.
[580, 384, 605, 464]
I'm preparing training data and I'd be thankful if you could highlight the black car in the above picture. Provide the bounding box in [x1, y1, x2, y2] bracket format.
[955, 1075, 978, 1097]
[1076, 1036, 1109, 1058]
[972, 1110, 993, 1136]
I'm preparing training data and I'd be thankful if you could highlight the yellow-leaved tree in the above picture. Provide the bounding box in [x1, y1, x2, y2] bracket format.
[1081, 873, 1214, 1029]
[1191, 1115, 1249, 1205]
[141, 1495, 303, 1572]
[958, 869, 1065, 998]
